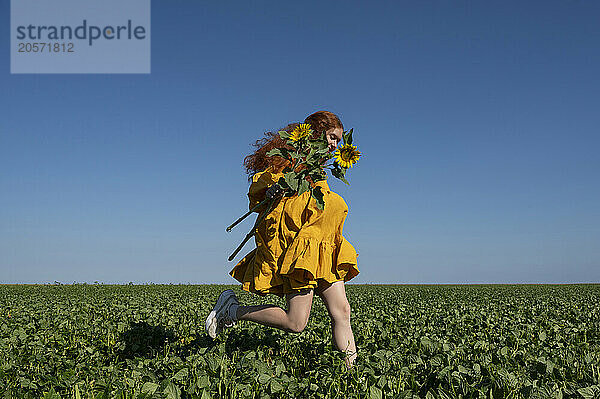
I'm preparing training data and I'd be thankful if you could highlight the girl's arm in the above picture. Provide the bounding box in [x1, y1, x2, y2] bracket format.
[247, 170, 282, 213]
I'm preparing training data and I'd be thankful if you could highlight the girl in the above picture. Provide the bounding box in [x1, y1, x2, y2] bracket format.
[206, 110, 360, 368]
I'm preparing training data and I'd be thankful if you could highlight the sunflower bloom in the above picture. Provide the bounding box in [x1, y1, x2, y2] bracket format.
[289, 124, 312, 142]
[334, 144, 361, 168]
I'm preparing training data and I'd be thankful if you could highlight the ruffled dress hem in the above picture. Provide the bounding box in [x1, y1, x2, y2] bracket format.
[229, 237, 359, 298]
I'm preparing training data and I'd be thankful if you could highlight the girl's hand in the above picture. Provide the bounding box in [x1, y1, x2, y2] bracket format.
[266, 183, 285, 200]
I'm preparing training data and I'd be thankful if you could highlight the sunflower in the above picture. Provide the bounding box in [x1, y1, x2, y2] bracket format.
[334, 144, 361, 168]
[289, 123, 312, 142]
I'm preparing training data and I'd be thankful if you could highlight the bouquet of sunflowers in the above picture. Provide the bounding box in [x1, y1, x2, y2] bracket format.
[265, 123, 360, 209]
[226, 123, 360, 260]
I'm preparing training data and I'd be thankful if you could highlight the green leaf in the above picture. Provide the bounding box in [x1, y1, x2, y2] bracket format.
[296, 167, 308, 178]
[298, 179, 310, 196]
[577, 386, 600, 399]
[369, 386, 383, 399]
[172, 367, 188, 381]
[42, 387, 61, 399]
[275, 362, 286, 376]
[200, 390, 212, 399]
[141, 382, 159, 394]
[304, 160, 318, 171]
[346, 128, 354, 145]
[315, 148, 329, 157]
[278, 130, 290, 139]
[311, 187, 325, 210]
[163, 381, 181, 399]
[458, 365, 470, 374]
[310, 171, 326, 183]
[332, 166, 350, 185]
[266, 148, 283, 157]
[258, 373, 271, 384]
[284, 172, 299, 191]
[196, 375, 209, 389]
[270, 379, 284, 393]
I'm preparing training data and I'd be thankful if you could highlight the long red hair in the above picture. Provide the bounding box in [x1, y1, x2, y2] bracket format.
[243, 110, 344, 178]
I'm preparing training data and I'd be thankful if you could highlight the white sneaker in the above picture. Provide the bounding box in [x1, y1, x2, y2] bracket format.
[205, 289, 238, 339]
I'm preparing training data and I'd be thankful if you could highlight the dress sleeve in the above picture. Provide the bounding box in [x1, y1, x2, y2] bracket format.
[247, 170, 281, 213]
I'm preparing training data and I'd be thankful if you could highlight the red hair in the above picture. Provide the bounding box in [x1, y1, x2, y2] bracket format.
[243, 110, 344, 177]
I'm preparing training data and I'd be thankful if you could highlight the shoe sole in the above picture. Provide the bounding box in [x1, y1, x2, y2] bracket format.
[205, 309, 218, 338]
[205, 290, 236, 338]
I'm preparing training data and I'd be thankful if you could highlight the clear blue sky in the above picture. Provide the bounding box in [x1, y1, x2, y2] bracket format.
[2, 1, 599, 284]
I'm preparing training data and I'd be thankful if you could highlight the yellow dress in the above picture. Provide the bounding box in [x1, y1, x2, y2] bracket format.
[229, 166, 360, 297]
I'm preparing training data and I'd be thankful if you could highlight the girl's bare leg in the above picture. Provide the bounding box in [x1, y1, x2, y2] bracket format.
[236, 289, 314, 333]
[316, 281, 357, 368]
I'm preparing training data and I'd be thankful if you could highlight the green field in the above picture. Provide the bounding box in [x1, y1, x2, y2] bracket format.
[1, 284, 599, 398]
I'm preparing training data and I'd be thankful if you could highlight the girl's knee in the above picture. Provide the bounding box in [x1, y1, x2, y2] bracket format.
[331, 300, 351, 323]
[285, 308, 310, 333]
[287, 318, 308, 333]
